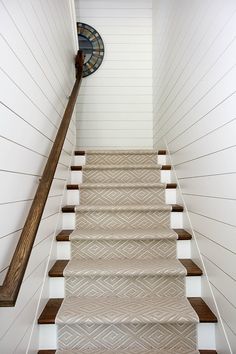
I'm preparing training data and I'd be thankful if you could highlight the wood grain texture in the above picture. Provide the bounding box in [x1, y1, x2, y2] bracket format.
[67, 183, 177, 190]
[48, 260, 69, 277]
[71, 165, 83, 171]
[74, 150, 86, 155]
[0, 52, 83, 307]
[173, 229, 192, 240]
[160, 165, 171, 170]
[166, 183, 177, 189]
[38, 298, 63, 324]
[67, 184, 80, 190]
[38, 350, 217, 354]
[56, 230, 73, 241]
[188, 298, 217, 323]
[179, 259, 202, 276]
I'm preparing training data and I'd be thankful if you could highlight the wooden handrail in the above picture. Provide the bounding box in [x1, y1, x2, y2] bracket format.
[0, 51, 84, 307]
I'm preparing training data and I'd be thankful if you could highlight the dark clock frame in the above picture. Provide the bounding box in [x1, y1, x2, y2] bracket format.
[77, 22, 105, 77]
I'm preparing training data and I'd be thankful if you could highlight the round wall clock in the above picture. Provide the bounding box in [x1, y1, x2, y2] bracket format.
[77, 22, 105, 77]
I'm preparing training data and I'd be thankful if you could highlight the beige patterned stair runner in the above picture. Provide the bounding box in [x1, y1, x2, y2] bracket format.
[56, 150, 199, 353]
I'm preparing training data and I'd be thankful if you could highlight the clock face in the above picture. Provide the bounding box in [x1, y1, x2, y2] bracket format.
[77, 22, 105, 77]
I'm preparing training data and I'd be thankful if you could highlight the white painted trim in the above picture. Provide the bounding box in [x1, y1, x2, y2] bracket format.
[69, 0, 79, 53]
[163, 141, 231, 352]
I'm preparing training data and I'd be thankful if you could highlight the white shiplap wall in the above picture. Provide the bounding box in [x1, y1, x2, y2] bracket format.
[0, 0, 77, 352]
[75, 0, 153, 149]
[153, 0, 236, 352]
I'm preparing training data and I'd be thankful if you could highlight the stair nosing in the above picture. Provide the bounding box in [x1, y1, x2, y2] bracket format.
[49, 259, 202, 278]
[38, 297, 217, 325]
[67, 183, 177, 190]
[70, 165, 171, 170]
[38, 351, 217, 354]
[62, 204, 183, 213]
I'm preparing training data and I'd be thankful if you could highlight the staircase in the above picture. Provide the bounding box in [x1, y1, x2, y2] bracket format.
[38, 150, 217, 354]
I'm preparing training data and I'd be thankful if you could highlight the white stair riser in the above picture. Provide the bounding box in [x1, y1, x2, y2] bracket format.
[62, 210, 183, 230]
[157, 155, 167, 165]
[49, 276, 201, 299]
[67, 189, 176, 205]
[70, 170, 172, 185]
[57, 240, 191, 260]
[74, 155, 86, 165]
[39, 322, 215, 350]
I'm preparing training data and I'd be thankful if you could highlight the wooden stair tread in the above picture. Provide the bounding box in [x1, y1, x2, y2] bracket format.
[49, 259, 202, 277]
[61, 204, 183, 213]
[180, 259, 202, 276]
[49, 260, 69, 277]
[56, 230, 73, 241]
[67, 183, 177, 190]
[38, 351, 217, 354]
[71, 165, 171, 170]
[173, 229, 192, 240]
[38, 297, 216, 324]
[38, 298, 63, 324]
[73, 151, 166, 156]
[188, 298, 217, 323]
[158, 150, 166, 155]
[56, 229, 192, 242]
[74, 150, 85, 155]
[67, 184, 80, 190]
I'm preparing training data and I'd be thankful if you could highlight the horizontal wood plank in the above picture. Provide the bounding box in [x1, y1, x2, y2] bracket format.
[173, 229, 192, 240]
[179, 259, 202, 276]
[67, 184, 80, 190]
[67, 183, 176, 190]
[71, 165, 171, 170]
[74, 150, 85, 155]
[188, 297, 217, 323]
[38, 298, 63, 324]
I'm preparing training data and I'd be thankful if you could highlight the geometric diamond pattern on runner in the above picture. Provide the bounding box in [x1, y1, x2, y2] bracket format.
[80, 184, 165, 206]
[75, 208, 171, 229]
[82, 167, 161, 183]
[56, 351, 200, 354]
[57, 322, 197, 352]
[71, 239, 177, 260]
[57, 150, 198, 352]
[70, 227, 178, 241]
[65, 275, 186, 298]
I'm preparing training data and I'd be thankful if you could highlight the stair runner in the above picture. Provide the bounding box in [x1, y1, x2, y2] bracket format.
[56, 150, 199, 354]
